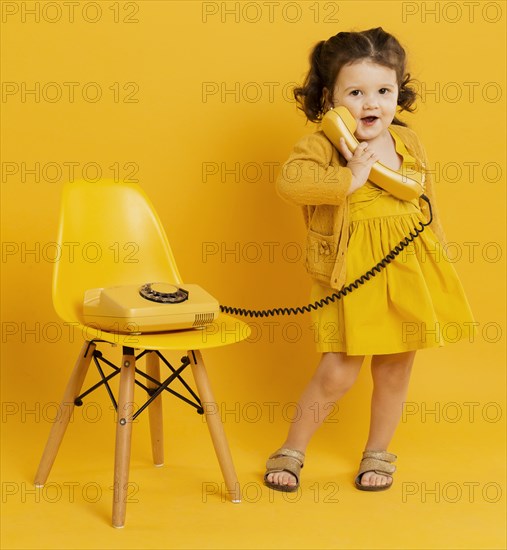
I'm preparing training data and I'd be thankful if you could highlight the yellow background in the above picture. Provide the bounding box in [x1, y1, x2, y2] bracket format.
[1, 0, 505, 548]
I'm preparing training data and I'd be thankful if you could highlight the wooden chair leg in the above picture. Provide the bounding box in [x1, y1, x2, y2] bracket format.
[34, 340, 96, 487]
[187, 349, 241, 503]
[112, 346, 136, 529]
[146, 351, 164, 466]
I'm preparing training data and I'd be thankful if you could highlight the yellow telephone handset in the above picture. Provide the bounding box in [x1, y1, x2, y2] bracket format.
[321, 106, 425, 201]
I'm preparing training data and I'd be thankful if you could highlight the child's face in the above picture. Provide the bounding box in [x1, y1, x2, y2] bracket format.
[325, 60, 399, 141]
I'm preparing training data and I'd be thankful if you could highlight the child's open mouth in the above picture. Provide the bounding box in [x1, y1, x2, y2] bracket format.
[361, 116, 379, 126]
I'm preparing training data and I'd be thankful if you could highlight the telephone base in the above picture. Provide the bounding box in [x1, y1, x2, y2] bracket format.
[83, 283, 219, 334]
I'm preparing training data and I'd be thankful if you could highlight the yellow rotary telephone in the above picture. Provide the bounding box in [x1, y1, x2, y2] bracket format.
[83, 282, 219, 333]
[321, 106, 425, 201]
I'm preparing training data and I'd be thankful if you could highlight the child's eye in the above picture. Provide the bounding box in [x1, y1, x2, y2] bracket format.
[350, 90, 361, 96]
[379, 88, 390, 94]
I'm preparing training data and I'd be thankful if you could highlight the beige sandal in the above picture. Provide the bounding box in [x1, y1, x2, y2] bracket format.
[355, 450, 397, 491]
[264, 447, 305, 493]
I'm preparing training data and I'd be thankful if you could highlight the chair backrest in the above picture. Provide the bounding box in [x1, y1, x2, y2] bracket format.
[53, 179, 183, 324]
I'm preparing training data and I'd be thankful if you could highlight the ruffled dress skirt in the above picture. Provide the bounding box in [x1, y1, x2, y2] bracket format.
[310, 133, 475, 356]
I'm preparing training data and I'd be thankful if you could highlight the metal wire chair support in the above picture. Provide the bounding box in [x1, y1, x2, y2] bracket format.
[72, 341, 203, 418]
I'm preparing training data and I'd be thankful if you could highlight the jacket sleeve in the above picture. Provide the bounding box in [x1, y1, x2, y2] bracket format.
[276, 130, 352, 206]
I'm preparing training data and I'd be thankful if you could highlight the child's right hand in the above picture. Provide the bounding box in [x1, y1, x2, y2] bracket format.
[337, 137, 379, 195]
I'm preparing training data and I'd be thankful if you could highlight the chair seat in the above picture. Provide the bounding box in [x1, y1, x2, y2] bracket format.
[73, 313, 251, 351]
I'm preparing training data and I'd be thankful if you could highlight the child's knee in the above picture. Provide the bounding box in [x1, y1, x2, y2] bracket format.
[317, 353, 362, 396]
[371, 353, 415, 386]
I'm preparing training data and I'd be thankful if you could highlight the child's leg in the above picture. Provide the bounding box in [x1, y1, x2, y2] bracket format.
[358, 350, 416, 488]
[266, 351, 364, 489]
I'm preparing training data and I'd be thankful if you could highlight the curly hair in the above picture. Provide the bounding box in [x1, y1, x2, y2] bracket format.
[294, 27, 417, 127]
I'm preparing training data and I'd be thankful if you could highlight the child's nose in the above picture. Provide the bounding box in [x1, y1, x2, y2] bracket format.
[362, 97, 379, 109]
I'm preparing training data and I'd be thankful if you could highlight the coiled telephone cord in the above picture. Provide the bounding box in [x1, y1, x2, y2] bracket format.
[219, 195, 433, 318]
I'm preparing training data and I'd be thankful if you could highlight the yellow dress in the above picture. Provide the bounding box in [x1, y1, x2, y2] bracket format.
[310, 128, 475, 355]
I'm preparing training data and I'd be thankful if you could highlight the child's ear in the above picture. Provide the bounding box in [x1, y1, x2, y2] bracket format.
[322, 87, 334, 111]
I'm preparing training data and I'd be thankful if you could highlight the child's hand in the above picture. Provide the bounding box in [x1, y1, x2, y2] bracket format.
[337, 138, 379, 195]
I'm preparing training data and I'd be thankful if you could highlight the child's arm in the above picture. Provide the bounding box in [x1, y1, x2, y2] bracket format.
[276, 131, 354, 206]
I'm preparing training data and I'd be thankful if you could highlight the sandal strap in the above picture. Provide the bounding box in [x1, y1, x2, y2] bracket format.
[357, 450, 397, 477]
[268, 447, 305, 465]
[362, 450, 397, 463]
[264, 447, 305, 482]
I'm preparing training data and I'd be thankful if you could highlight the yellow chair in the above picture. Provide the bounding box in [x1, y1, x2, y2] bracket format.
[34, 179, 250, 528]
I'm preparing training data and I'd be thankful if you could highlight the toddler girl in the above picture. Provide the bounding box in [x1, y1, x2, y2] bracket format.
[264, 27, 475, 492]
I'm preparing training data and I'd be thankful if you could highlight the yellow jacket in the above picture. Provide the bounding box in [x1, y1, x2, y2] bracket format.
[276, 126, 446, 290]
